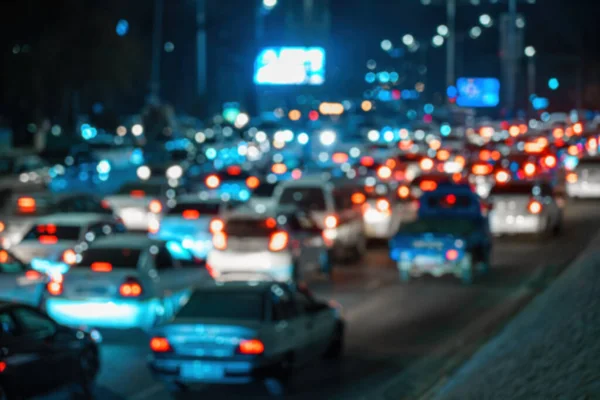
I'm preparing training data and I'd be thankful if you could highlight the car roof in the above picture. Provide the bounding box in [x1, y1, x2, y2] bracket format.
[174, 194, 223, 204]
[31, 213, 113, 226]
[87, 234, 164, 250]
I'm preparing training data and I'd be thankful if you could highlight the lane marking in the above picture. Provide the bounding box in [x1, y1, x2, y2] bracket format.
[127, 384, 164, 400]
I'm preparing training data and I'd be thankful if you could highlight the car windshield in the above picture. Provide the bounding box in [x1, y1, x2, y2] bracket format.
[23, 224, 81, 241]
[253, 182, 277, 197]
[78, 248, 142, 268]
[490, 183, 536, 195]
[279, 187, 326, 211]
[117, 183, 167, 196]
[167, 202, 221, 216]
[176, 291, 265, 321]
[399, 218, 480, 235]
[225, 218, 276, 237]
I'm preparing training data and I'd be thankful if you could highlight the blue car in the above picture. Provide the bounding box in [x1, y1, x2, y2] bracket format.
[389, 184, 492, 284]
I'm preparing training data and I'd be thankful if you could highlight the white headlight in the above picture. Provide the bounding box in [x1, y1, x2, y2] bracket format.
[166, 165, 183, 180]
[137, 166, 151, 180]
[319, 130, 336, 146]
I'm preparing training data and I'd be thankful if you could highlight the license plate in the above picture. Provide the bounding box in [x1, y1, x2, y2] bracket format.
[414, 255, 442, 266]
[180, 362, 224, 380]
[76, 287, 107, 295]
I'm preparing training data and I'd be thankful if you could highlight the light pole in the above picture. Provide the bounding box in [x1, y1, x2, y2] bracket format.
[524, 46, 536, 117]
[149, 0, 164, 105]
[446, 0, 456, 100]
[506, 0, 518, 117]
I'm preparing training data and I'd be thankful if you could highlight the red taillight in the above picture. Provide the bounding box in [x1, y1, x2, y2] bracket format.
[566, 172, 578, 183]
[544, 155, 557, 168]
[237, 339, 264, 355]
[246, 176, 260, 189]
[39, 235, 58, 245]
[528, 200, 542, 214]
[351, 192, 366, 205]
[150, 337, 172, 353]
[419, 180, 438, 191]
[376, 199, 390, 212]
[91, 262, 113, 272]
[182, 210, 200, 220]
[47, 281, 63, 296]
[446, 249, 459, 261]
[206, 263, 217, 278]
[272, 163, 287, 174]
[130, 190, 145, 198]
[495, 170, 510, 183]
[17, 197, 36, 213]
[360, 156, 374, 167]
[419, 158, 434, 171]
[210, 218, 224, 233]
[472, 164, 492, 175]
[0, 361, 6, 373]
[227, 165, 241, 176]
[377, 166, 392, 179]
[269, 231, 289, 252]
[523, 162, 536, 176]
[397, 186, 410, 199]
[213, 232, 227, 250]
[206, 174, 220, 189]
[62, 249, 77, 265]
[445, 194, 457, 205]
[148, 219, 160, 234]
[25, 270, 41, 280]
[332, 152, 349, 164]
[149, 200, 163, 214]
[119, 278, 143, 297]
[101, 199, 111, 210]
[324, 215, 338, 229]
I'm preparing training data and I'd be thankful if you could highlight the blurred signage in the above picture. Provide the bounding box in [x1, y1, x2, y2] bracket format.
[319, 102, 344, 115]
[254, 47, 325, 86]
[456, 78, 500, 108]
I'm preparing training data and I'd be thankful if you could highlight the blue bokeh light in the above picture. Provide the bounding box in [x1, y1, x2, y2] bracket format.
[365, 72, 376, 83]
[548, 78, 559, 90]
[424, 103, 434, 114]
[440, 124, 451, 137]
[254, 47, 325, 85]
[116, 20, 129, 36]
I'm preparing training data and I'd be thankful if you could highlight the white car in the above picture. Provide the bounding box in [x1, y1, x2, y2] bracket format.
[488, 181, 563, 236]
[272, 177, 366, 262]
[147, 282, 344, 393]
[0, 151, 50, 190]
[44, 234, 210, 329]
[356, 182, 412, 239]
[104, 181, 182, 232]
[207, 212, 331, 282]
[0, 249, 48, 306]
[566, 157, 600, 198]
[151, 196, 232, 260]
[0, 191, 119, 249]
[9, 213, 125, 275]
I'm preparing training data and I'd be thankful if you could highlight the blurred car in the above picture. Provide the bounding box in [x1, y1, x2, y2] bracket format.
[409, 173, 460, 199]
[151, 197, 234, 260]
[566, 157, 600, 198]
[104, 181, 183, 232]
[0, 191, 119, 249]
[10, 214, 126, 275]
[0, 151, 50, 190]
[187, 166, 260, 202]
[352, 182, 405, 239]
[207, 211, 330, 282]
[389, 185, 492, 284]
[246, 181, 279, 214]
[0, 302, 100, 399]
[0, 249, 48, 306]
[147, 282, 344, 393]
[44, 235, 208, 329]
[488, 181, 563, 236]
[273, 177, 366, 262]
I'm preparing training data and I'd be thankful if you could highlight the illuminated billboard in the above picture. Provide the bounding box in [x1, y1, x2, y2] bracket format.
[254, 47, 325, 86]
[456, 78, 500, 108]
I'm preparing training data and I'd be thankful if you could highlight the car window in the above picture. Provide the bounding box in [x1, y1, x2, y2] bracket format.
[57, 197, 87, 213]
[165, 241, 200, 267]
[0, 158, 15, 176]
[155, 246, 174, 270]
[490, 183, 536, 196]
[78, 248, 142, 269]
[0, 312, 19, 338]
[83, 197, 113, 214]
[0, 250, 26, 273]
[333, 189, 353, 211]
[278, 214, 319, 232]
[13, 308, 56, 338]
[167, 202, 221, 216]
[225, 218, 277, 238]
[253, 182, 277, 197]
[279, 187, 327, 211]
[84, 222, 116, 242]
[540, 184, 554, 197]
[293, 291, 314, 313]
[177, 291, 265, 321]
[271, 286, 297, 321]
[23, 224, 81, 241]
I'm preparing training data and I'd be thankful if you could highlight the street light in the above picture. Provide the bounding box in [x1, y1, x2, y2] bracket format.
[402, 34, 415, 46]
[479, 14, 493, 27]
[469, 26, 482, 39]
[263, 0, 277, 9]
[525, 46, 536, 117]
[516, 16, 526, 28]
[432, 35, 445, 47]
[381, 40, 393, 51]
[524, 46, 536, 57]
[437, 24, 449, 37]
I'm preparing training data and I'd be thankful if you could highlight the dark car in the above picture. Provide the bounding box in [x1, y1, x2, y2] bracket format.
[0, 302, 100, 399]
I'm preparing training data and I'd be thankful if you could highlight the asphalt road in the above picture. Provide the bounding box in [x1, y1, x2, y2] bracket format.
[39, 200, 600, 400]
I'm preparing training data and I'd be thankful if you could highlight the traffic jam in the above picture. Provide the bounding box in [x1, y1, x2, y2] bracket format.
[0, 116, 599, 398]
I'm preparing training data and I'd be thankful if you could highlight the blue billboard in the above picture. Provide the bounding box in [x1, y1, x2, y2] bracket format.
[254, 47, 325, 86]
[456, 78, 500, 108]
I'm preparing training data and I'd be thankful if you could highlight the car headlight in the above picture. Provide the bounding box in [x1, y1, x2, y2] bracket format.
[166, 165, 183, 180]
[137, 166, 151, 180]
[319, 130, 337, 146]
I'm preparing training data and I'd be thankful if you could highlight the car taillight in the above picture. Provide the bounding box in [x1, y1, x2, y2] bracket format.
[566, 172, 578, 183]
[237, 339, 264, 355]
[472, 164, 492, 175]
[210, 218, 224, 233]
[0, 361, 6, 373]
[528, 200, 542, 214]
[91, 262, 113, 272]
[206, 174, 220, 189]
[495, 170, 510, 183]
[397, 186, 410, 199]
[446, 249, 459, 261]
[419, 158, 434, 171]
[130, 190, 145, 198]
[587, 138, 597, 150]
[148, 219, 160, 234]
[544, 155, 557, 168]
[419, 180, 437, 191]
[119, 278, 143, 297]
[182, 210, 200, 220]
[149, 200, 162, 214]
[246, 176, 260, 189]
[524, 163, 536, 176]
[38, 235, 58, 245]
[25, 270, 41, 280]
[150, 337, 173, 353]
[62, 249, 77, 265]
[17, 197, 36, 213]
[351, 192, 366, 205]
[377, 166, 392, 179]
[269, 231, 288, 252]
[0, 221, 4, 233]
[47, 280, 63, 296]
[324, 215, 338, 229]
[376, 199, 390, 213]
[213, 232, 227, 250]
